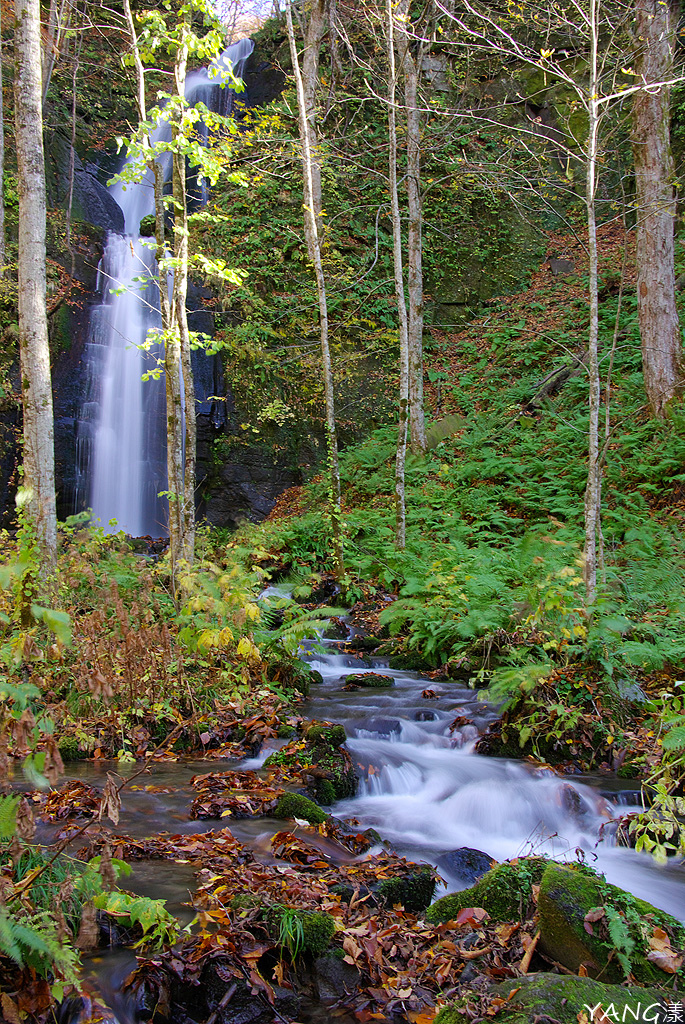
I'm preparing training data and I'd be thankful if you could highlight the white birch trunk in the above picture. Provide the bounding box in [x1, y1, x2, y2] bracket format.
[583, 3, 601, 606]
[632, 0, 682, 417]
[15, 0, 57, 565]
[286, 0, 344, 579]
[388, 0, 409, 548]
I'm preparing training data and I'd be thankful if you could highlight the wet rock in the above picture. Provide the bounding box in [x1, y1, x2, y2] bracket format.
[436, 847, 496, 886]
[427, 857, 548, 924]
[344, 672, 395, 688]
[305, 723, 346, 747]
[361, 717, 401, 736]
[437, 974, 670, 1024]
[414, 710, 437, 722]
[538, 863, 685, 985]
[314, 950, 361, 1002]
[378, 867, 436, 911]
[274, 792, 328, 824]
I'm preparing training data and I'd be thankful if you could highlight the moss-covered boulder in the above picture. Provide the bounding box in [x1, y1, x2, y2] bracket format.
[436, 974, 669, 1024]
[305, 723, 347, 747]
[273, 792, 328, 824]
[538, 863, 685, 985]
[267, 907, 336, 957]
[344, 673, 395, 688]
[378, 868, 436, 912]
[426, 858, 548, 924]
[309, 742, 357, 804]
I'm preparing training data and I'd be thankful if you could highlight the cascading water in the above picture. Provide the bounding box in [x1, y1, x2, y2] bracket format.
[77, 38, 254, 536]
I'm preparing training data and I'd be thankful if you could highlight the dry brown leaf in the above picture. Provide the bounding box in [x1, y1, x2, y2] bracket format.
[99, 772, 121, 826]
[75, 902, 99, 951]
[1, 994, 21, 1024]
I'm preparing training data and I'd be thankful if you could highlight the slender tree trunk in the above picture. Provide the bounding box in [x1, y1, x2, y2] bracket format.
[41, 0, 68, 109]
[632, 0, 682, 417]
[388, 0, 409, 548]
[0, 7, 6, 277]
[286, 0, 344, 579]
[301, 0, 326, 240]
[584, 7, 601, 606]
[396, 11, 426, 454]
[172, 9, 195, 567]
[15, 0, 57, 565]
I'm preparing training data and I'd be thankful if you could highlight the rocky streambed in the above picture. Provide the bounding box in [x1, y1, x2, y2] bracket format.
[42, 604, 685, 1024]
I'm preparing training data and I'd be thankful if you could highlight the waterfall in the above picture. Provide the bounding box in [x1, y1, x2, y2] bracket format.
[77, 37, 254, 536]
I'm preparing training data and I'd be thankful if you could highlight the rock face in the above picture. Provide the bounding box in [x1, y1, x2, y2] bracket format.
[45, 130, 124, 235]
[437, 974, 670, 1024]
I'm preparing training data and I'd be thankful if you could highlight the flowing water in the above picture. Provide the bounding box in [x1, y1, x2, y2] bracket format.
[75, 38, 254, 536]
[59, 618, 685, 1020]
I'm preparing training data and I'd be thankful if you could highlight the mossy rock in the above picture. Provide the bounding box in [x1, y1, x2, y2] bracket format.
[378, 868, 436, 912]
[267, 907, 336, 957]
[305, 723, 347, 747]
[538, 863, 685, 985]
[436, 974, 669, 1024]
[345, 673, 395, 688]
[276, 724, 297, 739]
[273, 792, 327, 824]
[268, 658, 314, 696]
[139, 214, 156, 237]
[309, 744, 357, 803]
[388, 653, 432, 671]
[58, 736, 87, 762]
[426, 858, 549, 924]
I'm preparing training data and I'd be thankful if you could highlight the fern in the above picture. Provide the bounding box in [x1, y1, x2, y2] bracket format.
[0, 794, 18, 841]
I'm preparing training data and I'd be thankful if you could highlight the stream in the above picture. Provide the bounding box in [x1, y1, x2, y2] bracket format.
[57, 606, 685, 1020]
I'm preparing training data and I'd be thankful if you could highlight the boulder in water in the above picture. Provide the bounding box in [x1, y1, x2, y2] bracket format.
[361, 717, 401, 736]
[436, 973, 670, 1024]
[344, 673, 395, 688]
[436, 847, 496, 886]
[426, 857, 548, 924]
[538, 863, 685, 985]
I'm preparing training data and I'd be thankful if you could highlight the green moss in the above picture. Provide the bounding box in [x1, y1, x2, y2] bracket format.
[313, 779, 337, 806]
[378, 868, 436, 912]
[439, 974, 669, 1024]
[539, 863, 685, 985]
[273, 792, 327, 824]
[230, 893, 261, 910]
[345, 673, 395, 688]
[276, 724, 297, 738]
[426, 858, 548, 924]
[311, 745, 357, 800]
[306, 724, 347, 747]
[268, 906, 336, 957]
[58, 736, 86, 762]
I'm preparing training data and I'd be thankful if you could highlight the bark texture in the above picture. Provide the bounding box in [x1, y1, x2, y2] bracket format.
[632, 0, 682, 417]
[286, 0, 344, 578]
[388, 0, 409, 548]
[15, 0, 57, 564]
[396, 6, 426, 453]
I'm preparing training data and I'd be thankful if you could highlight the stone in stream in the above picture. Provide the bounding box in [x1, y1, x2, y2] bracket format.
[427, 858, 549, 924]
[344, 672, 395, 688]
[436, 974, 670, 1024]
[538, 863, 685, 985]
[314, 950, 361, 1002]
[436, 847, 496, 886]
[360, 717, 402, 736]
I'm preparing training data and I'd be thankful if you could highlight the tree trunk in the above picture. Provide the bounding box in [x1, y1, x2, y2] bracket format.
[396, 12, 427, 454]
[173, 10, 195, 567]
[632, 0, 682, 417]
[14, 0, 57, 565]
[388, 0, 409, 548]
[583, 7, 601, 607]
[286, 0, 344, 579]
